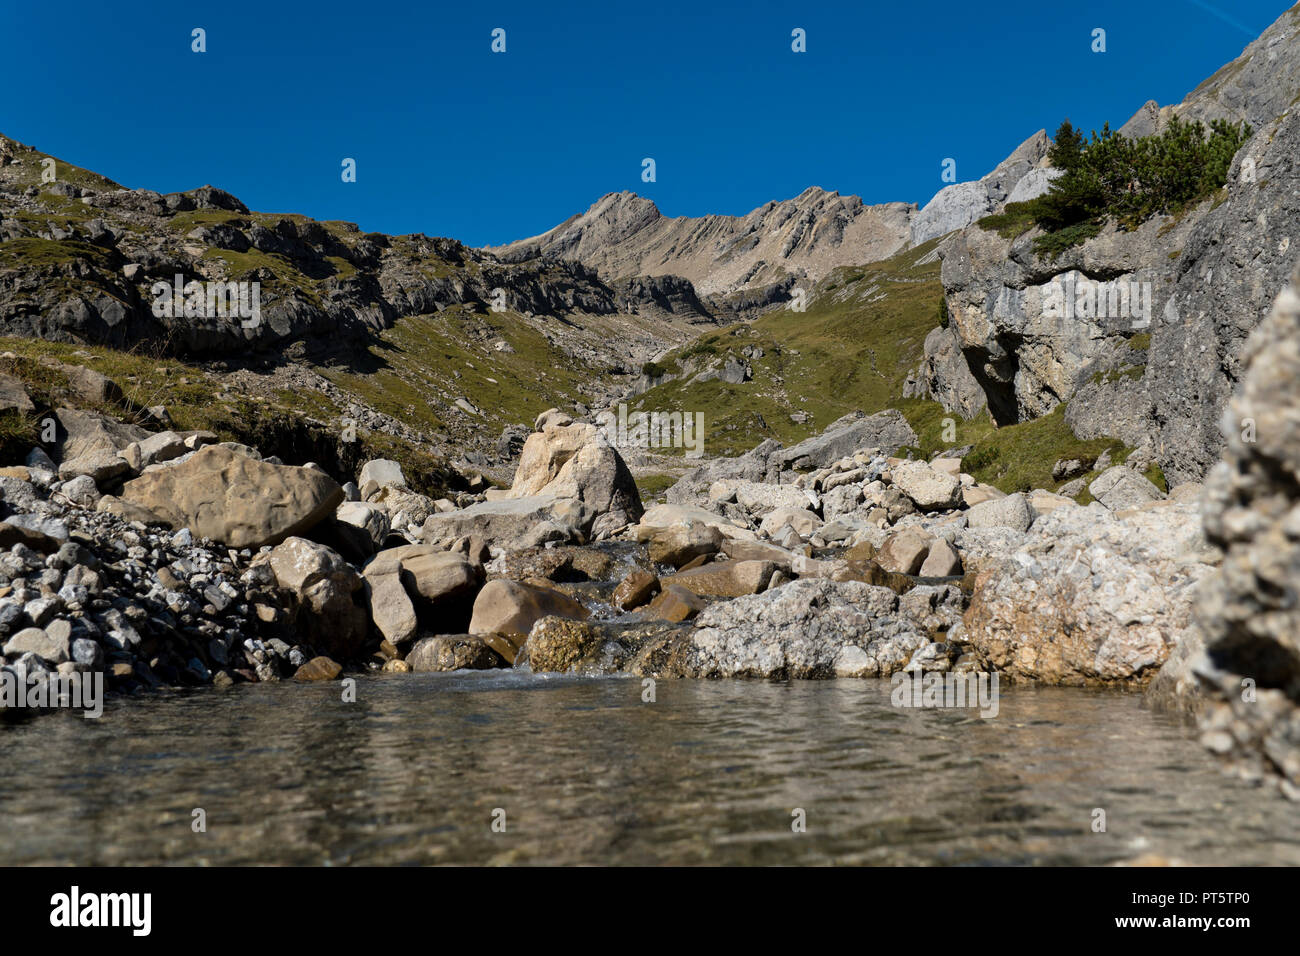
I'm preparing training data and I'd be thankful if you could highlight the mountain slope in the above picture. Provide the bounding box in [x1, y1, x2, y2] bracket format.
[914, 2, 1300, 486]
[486, 187, 916, 297]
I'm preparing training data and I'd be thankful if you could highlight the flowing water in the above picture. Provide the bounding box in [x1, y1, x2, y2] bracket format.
[1, 671, 1295, 866]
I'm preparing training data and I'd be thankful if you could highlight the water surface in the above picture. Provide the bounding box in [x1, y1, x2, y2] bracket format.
[1, 672, 1295, 865]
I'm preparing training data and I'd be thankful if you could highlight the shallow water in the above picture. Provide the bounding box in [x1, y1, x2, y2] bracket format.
[1, 671, 1295, 865]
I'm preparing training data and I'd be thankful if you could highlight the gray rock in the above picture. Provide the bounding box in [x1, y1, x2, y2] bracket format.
[59, 474, 101, 508]
[768, 410, 917, 474]
[1193, 258, 1300, 799]
[71, 637, 103, 669]
[963, 501, 1215, 685]
[1088, 465, 1165, 511]
[681, 578, 928, 678]
[966, 492, 1034, 532]
[910, 130, 1050, 244]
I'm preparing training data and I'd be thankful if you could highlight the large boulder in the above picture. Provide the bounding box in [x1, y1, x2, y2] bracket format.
[1087, 465, 1166, 511]
[1193, 261, 1300, 799]
[54, 407, 149, 482]
[363, 544, 482, 641]
[120, 445, 343, 548]
[961, 501, 1216, 685]
[648, 522, 722, 568]
[679, 578, 928, 678]
[469, 579, 589, 637]
[890, 459, 962, 511]
[507, 420, 642, 538]
[767, 410, 918, 474]
[262, 537, 368, 660]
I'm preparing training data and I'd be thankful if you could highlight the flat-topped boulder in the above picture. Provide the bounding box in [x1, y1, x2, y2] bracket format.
[768, 410, 917, 473]
[120, 444, 344, 548]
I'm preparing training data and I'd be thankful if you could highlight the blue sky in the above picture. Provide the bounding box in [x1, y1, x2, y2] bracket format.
[1, 0, 1291, 246]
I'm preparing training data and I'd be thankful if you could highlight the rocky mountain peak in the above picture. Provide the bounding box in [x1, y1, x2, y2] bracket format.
[1121, 3, 1300, 136]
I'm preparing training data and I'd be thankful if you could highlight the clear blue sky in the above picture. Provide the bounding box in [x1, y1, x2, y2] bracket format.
[2, 0, 1291, 246]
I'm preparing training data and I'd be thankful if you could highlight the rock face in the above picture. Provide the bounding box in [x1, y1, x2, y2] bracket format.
[121, 445, 344, 548]
[910, 131, 1052, 245]
[1193, 258, 1300, 799]
[920, 6, 1300, 484]
[962, 501, 1216, 685]
[0, 135, 626, 358]
[902, 325, 987, 419]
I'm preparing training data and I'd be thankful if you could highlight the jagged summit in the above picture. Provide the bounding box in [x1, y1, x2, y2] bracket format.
[486, 186, 916, 297]
[1121, 3, 1300, 137]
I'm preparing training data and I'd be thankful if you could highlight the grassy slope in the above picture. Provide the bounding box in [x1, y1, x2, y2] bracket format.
[628, 240, 1140, 496]
[0, 336, 456, 495]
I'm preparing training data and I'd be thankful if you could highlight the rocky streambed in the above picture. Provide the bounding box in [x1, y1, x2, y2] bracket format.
[2, 270, 1299, 812]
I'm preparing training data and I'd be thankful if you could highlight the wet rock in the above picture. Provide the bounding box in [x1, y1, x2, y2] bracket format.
[663, 559, 775, 598]
[405, 635, 504, 671]
[496, 545, 617, 583]
[613, 570, 659, 610]
[642, 583, 707, 622]
[293, 656, 342, 681]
